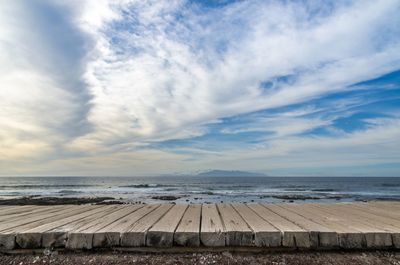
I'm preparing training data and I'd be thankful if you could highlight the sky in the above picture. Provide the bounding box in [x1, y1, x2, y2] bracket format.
[0, 0, 399, 177]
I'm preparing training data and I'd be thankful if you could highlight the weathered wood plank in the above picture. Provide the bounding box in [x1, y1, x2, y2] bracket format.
[12, 205, 106, 249]
[232, 203, 281, 247]
[14, 206, 109, 249]
[367, 201, 400, 210]
[248, 204, 309, 248]
[340, 204, 400, 228]
[0, 205, 84, 249]
[1, 202, 399, 250]
[265, 204, 338, 248]
[352, 203, 400, 219]
[146, 204, 187, 247]
[311, 204, 393, 248]
[0, 206, 76, 231]
[217, 204, 253, 246]
[200, 204, 225, 247]
[350, 203, 400, 247]
[319, 204, 400, 248]
[0, 206, 26, 214]
[121, 204, 173, 247]
[0, 205, 42, 213]
[67, 205, 143, 248]
[0, 206, 45, 217]
[0, 206, 69, 224]
[16, 207, 111, 248]
[281, 204, 366, 249]
[65, 205, 128, 249]
[66, 205, 142, 249]
[93, 204, 159, 248]
[174, 204, 201, 246]
[0, 206, 65, 223]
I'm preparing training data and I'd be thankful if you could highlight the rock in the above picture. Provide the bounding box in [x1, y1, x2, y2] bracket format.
[151, 195, 181, 201]
[222, 251, 233, 259]
[0, 196, 115, 205]
[271, 195, 321, 200]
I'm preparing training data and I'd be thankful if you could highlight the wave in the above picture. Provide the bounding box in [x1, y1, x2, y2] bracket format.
[0, 184, 95, 190]
[274, 185, 309, 189]
[284, 188, 307, 191]
[57, 190, 84, 195]
[119, 184, 168, 188]
[381, 183, 400, 187]
[311, 188, 337, 192]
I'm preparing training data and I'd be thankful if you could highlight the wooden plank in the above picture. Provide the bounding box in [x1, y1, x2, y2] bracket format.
[265, 204, 338, 248]
[321, 204, 400, 248]
[146, 204, 187, 247]
[0, 206, 44, 216]
[15, 205, 107, 248]
[121, 204, 173, 247]
[0, 206, 71, 250]
[92, 204, 159, 248]
[0, 206, 66, 223]
[200, 204, 225, 247]
[0, 206, 69, 224]
[282, 204, 366, 249]
[16, 205, 116, 248]
[368, 201, 400, 210]
[11, 205, 105, 249]
[65, 205, 129, 249]
[248, 203, 309, 248]
[0, 205, 37, 211]
[352, 203, 400, 219]
[66, 205, 142, 249]
[1, 202, 399, 250]
[232, 204, 281, 247]
[217, 204, 252, 246]
[341, 204, 400, 228]
[174, 204, 201, 246]
[0, 205, 81, 249]
[349, 204, 400, 248]
[0, 206, 76, 231]
[0, 206, 23, 214]
[311, 204, 393, 248]
[91, 205, 157, 247]
[350, 203, 400, 247]
[84, 205, 143, 232]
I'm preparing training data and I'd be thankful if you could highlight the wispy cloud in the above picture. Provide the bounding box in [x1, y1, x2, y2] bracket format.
[0, 0, 399, 176]
[0, 1, 92, 161]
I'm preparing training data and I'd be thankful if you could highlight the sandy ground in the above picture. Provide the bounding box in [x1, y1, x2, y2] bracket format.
[1, 251, 400, 265]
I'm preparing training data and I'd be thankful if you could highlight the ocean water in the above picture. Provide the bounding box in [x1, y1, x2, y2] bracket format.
[0, 176, 399, 204]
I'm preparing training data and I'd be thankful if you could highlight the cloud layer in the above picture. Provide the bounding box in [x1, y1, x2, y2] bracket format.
[1, 0, 400, 176]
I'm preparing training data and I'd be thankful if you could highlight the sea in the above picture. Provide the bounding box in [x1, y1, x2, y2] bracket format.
[0, 176, 399, 204]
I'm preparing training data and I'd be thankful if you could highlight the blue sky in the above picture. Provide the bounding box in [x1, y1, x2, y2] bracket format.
[0, 0, 399, 176]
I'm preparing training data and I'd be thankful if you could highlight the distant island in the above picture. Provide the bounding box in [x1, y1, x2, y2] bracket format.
[195, 170, 267, 177]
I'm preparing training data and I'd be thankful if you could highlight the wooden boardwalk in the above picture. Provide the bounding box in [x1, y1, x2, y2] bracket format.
[1, 202, 400, 250]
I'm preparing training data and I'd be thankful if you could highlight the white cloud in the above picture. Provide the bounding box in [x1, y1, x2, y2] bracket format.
[0, 0, 399, 175]
[0, 1, 90, 161]
[67, 0, 400, 150]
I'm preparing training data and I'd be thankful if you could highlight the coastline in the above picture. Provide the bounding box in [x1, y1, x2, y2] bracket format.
[1, 195, 400, 206]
